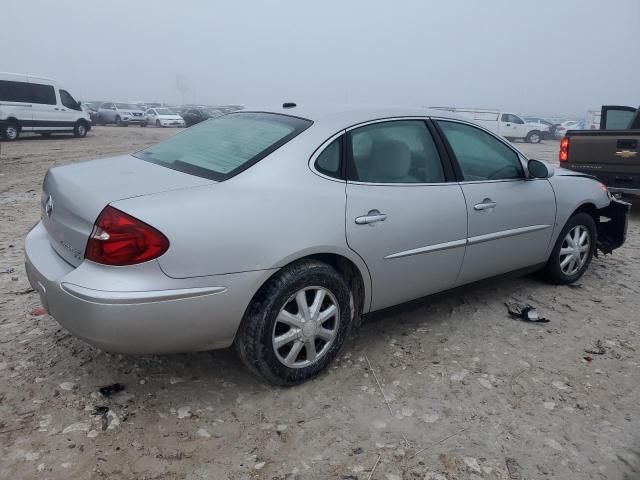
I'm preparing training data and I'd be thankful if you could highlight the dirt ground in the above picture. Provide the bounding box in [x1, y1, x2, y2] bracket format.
[1, 127, 639, 480]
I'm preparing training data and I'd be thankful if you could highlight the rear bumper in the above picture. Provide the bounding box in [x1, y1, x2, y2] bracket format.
[24, 222, 274, 354]
[597, 197, 631, 255]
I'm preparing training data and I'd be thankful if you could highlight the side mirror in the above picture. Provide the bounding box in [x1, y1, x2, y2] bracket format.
[528, 159, 554, 179]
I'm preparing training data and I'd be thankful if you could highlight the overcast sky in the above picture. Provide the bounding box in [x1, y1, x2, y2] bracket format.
[3, 0, 639, 117]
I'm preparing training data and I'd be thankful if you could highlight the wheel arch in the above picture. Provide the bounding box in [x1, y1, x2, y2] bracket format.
[4, 117, 21, 130]
[252, 249, 372, 323]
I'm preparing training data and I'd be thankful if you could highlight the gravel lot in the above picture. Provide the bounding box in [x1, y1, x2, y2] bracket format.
[1, 127, 639, 480]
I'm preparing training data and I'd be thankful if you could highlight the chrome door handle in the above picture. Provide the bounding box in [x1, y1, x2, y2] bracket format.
[355, 210, 387, 225]
[474, 200, 497, 211]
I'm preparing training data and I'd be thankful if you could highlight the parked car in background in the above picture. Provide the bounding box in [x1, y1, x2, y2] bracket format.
[561, 105, 640, 196]
[97, 102, 148, 127]
[180, 107, 212, 127]
[431, 107, 545, 143]
[555, 120, 584, 139]
[0, 71, 91, 140]
[81, 101, 102, 126]
[25, 105, 628, 385]
[145, 107, 186, 128]
[524, 117, 558, 140]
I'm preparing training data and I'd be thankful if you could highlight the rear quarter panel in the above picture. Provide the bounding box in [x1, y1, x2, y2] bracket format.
[547, 171, 610, 255]
[111, 130, 372, 305]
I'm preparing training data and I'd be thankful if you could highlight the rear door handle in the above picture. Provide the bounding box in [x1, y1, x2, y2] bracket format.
[474, 199, 497, 211]
[355, 210, 387, 225]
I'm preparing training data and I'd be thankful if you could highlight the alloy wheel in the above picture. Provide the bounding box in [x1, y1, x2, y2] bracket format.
[272, 286, 340, 368]
[559, 225, 590, 276]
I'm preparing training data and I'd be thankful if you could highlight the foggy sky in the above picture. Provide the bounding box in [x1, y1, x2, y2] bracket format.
[3, 0, 639, 117]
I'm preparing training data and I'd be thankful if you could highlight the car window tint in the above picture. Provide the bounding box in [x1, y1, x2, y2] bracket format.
[59, 89, 81, 111]
[0, 80, 31, 102]
[604, 109, 635, 130]
[348, 120, 445, 183]
[29, 83, 56, 105]
[315, 137, 342, 178]
[437, 121, 524, 181]
[135, 112, 312, 180]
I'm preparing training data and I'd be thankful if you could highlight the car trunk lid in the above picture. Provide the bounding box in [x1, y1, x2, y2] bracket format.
[41, 155, 214, 266]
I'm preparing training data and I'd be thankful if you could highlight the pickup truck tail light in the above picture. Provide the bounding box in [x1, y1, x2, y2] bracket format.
[85, 206, 169, 266]
[559, 137, 569, 162]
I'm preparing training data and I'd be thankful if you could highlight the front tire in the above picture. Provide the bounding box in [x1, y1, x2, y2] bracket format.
[543, 212, 596, 284]
[73, 121, 88, 138]
[1, 122, 20, 141]
[156, 120, 162, 128]
[235, 260, 353, 386]
[526, 130, 542, 144]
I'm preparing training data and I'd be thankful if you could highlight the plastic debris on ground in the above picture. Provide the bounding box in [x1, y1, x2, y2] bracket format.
[505, 302, 549, 323]
[98, 383, 125, 397]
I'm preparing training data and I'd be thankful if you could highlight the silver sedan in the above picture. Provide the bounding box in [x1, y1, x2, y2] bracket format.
[24, 105, 629, 385]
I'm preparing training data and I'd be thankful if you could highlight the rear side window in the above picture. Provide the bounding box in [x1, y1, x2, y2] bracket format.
[135, 112, 312, 180]
[30, 83, 56, 105]
[314, 137, 342, 178]
[0, 80, 55, 104]
[59, 89, 81, 111]
[437, 121, 523, 181]
[347, 120, 445, 183]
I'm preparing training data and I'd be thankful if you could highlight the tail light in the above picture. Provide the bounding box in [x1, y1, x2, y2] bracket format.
[85, 206, 169, 266]
[559, 137, 569, 162]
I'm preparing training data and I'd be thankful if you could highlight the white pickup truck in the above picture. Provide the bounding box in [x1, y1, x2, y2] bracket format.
[430, 107, 546, 143]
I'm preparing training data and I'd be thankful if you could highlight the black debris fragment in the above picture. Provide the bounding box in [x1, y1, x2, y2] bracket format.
[505, 302, 549, 323]
[585, 339, 606, 355]
[98, 383, 125, 397]
[92, 406, 110, 431]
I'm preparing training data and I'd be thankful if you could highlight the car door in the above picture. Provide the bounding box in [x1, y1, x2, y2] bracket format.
[344, 119, 468, 311]
[499, 113, 520, 138]
[511, 114, 528, 138]
[58, 89, 82, 127]
[435, 119, 556, 285]
[147, 109, 156, 124]
[28, 81, 62, 131]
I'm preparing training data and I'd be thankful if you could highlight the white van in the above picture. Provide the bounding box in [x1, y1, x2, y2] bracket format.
[430, 107, 545, 143]
[0, 72, 91, 141]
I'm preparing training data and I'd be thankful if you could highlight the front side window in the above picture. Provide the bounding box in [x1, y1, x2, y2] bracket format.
[59, 89, 81, 110]
[134, 112, 312, 180]
[437, 121, 524, 181]
[347, 120, 445, 183]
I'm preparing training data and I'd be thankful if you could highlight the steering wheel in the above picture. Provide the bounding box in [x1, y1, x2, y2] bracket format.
[488, 165, 516, 180]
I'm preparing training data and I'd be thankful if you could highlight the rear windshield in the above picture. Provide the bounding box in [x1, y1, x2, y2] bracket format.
[133, 112, 312, 180]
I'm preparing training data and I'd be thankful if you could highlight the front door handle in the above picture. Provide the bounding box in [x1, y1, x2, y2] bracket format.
[355, 210, 387, 225]
[474, 199, 497, 211]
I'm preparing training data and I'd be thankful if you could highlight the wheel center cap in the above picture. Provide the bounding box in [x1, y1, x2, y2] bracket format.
[302, 322, 316, 338]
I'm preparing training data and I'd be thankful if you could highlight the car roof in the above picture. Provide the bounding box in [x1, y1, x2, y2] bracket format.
[243, 104, 465, 129]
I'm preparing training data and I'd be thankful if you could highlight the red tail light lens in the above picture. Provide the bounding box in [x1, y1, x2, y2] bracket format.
[559, 137, 569, 162]
[85, 206, 169, 266]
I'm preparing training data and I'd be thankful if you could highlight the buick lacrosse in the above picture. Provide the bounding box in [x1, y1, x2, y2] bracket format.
[25, 104, 629, 385]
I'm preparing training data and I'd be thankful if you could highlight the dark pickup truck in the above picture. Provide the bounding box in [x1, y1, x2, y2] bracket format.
[561, 105, 640, 196]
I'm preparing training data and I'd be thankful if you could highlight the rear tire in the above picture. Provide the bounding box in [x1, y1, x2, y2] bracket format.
[235, 260, 353, 386]
[543, 212, 596, 284]
[526, 130, 542, 144]
[1, 122, 20, 141]
[73, 121, 88, 138]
